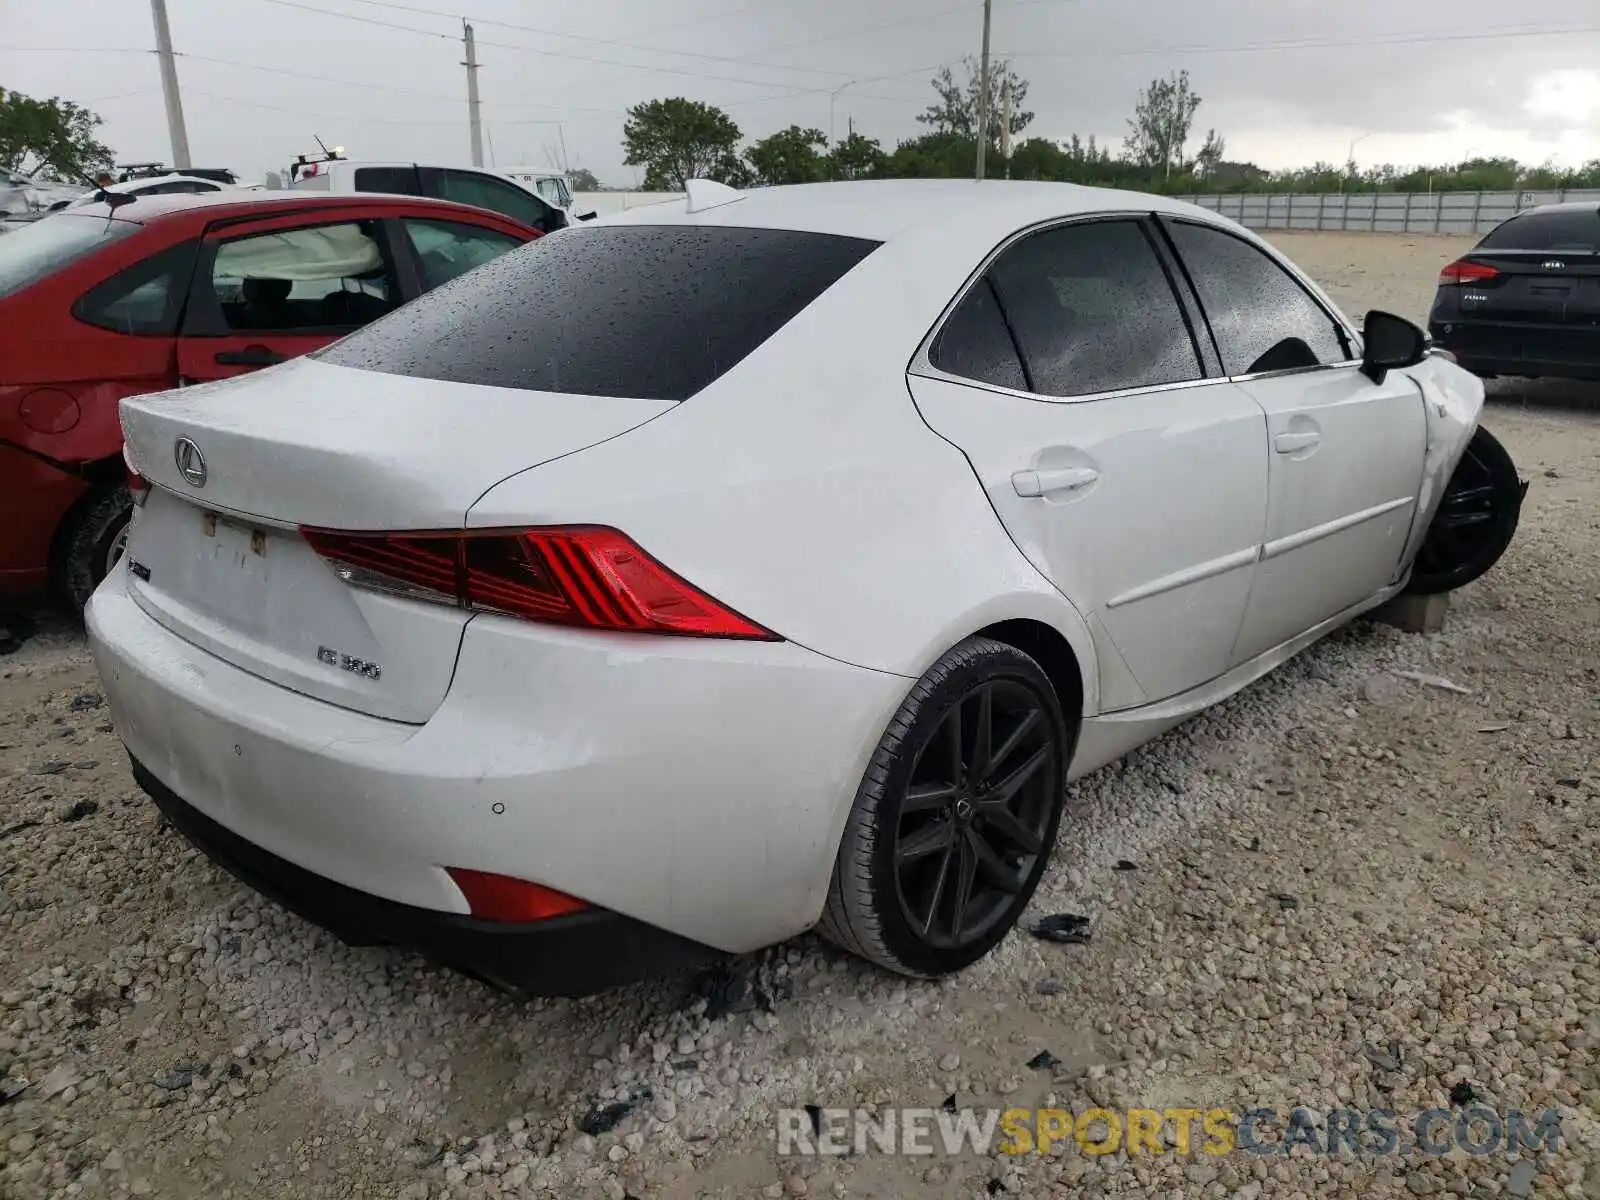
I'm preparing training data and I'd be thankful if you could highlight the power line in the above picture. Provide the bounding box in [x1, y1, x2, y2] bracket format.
[296, 0, 856, 78]
[999, 22, 1600, 60]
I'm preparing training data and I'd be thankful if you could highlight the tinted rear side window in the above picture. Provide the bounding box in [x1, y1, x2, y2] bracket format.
[1477, 209, 1600, 252]
[320, 225, 880, 400]
[930, 278, 1027, 391]
[354, 166, 424, 196]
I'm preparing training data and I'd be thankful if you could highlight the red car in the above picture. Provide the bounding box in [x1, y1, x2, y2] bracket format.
[0, 191, 540, 609]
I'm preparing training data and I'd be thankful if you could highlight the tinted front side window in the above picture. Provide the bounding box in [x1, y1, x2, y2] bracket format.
[402, 218, 524, 290]
[985, 220, 1201, 397]
[435, 170, 557, 231]
[1477, 210, 1599, 252]
[320, 225, 879, 401]
[930, 278, 1027, 391]
[1167, 221, 1347, 375]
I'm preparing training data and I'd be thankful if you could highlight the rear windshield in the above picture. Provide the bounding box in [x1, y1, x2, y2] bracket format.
[1477, 209, 1599, 252]
[0, 214, 138, 299]
[318, 224, 880, 401]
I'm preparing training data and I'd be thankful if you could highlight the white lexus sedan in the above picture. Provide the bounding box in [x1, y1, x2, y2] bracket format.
[87, 179, 1523, 996]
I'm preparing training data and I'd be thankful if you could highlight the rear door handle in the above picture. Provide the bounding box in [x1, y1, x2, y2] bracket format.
[1273, 431, 1320, 454]
[1012, 466, 1099, 498]
[214, 345, 287, 367]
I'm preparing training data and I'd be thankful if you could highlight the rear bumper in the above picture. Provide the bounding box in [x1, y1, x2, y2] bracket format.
[1428, 320, 1600, 381]
[130, 758, 720, 996]
[86, 564, 908, 960]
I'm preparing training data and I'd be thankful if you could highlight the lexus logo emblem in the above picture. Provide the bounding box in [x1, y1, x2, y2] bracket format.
[174, 437, 207, 487]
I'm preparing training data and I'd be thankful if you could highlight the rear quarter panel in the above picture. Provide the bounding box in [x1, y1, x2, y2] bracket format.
[465, 226, 1103, 713]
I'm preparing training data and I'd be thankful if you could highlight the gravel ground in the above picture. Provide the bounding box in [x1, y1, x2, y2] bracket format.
[2, 232, 1598, 1200]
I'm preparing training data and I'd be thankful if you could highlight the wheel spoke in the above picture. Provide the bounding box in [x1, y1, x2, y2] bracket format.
[1441, 483, 1494, 509]
[977, 799, 1043, 856]
[943, 704, 963, 786]
[1436, 510, 1492, 530]
[966, 827, 1024, 893]
[916, 842, 957, 935]
[897, 819, 953, 865]
[947, 836, 978, 936]
[972, 685, 993, 781]
[983, 709, 1041, 785]
[903, 781, 959, 814]
[990, 744, 1050, 804]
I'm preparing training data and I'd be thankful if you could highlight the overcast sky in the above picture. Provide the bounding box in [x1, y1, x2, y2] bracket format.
[5, 0, 1598, 186]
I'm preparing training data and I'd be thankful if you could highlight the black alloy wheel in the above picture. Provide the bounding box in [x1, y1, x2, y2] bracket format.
[1406, 425, 1526, 596]
[893, 678, 1057, 950]
[819, 638, 1071, 978]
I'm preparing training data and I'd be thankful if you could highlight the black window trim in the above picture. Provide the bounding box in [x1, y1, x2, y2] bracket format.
[180, 215, 408, 338]
[910, 210, 1226, 405]
[1155, 215, 1364, 384]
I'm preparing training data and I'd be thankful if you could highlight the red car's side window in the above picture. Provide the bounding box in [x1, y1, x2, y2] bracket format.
[72, 241, 200, 337]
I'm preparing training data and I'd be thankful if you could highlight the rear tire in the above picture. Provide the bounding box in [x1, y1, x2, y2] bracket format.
[818, 637, 1070, 978]
[1406, 426, 1524, 596]
[54, 485, 132, 613]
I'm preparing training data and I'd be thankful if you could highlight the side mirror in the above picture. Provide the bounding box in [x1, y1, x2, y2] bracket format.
[1361, 310, 1427, 383]
[575, 208, 598, 222]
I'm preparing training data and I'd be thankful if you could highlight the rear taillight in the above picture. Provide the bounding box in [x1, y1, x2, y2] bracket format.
[300, 525, 779, 641]
[1439, 260, 1499, 285]
[123, 443, 149, 507]
[445, 867, 588, 923]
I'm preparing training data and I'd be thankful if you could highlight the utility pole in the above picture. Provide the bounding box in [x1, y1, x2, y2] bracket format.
[149, 0, 191, 169]
[974, 0, 993, 181]
[463, 21, 484, 168]
[999, 78, 1013, 179]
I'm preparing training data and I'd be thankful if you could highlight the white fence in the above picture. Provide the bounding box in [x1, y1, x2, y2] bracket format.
[1186, 189, 1600, 236]
[574, 191, 682, 216]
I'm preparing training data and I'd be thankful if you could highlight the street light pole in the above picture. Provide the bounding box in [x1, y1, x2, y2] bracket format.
[974, 0, 993, 181]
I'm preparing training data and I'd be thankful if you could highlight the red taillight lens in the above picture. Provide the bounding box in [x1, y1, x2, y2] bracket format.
[1439, 260, 1499, 285]
[300, 525, 779, 641]
[122, 443, 149, 506]
[445, 867, 588, 923]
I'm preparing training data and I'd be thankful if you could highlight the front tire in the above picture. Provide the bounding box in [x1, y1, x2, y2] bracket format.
[54, 484, 132, 613]
[1406, 426, 1525, 596]
[818, 637, 1070, 978]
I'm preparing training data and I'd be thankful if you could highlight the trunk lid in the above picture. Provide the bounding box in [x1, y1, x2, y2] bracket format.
[118, 357, 674, 722]
[1460, 249, 1600, 326]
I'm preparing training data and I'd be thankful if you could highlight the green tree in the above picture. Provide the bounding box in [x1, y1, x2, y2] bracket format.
[567, 167, 601, 191]
[744, 125, 828, 186]
[622, 98, 744, 191]
[1007, 137, 1072, 181]
[918, 57, 1033, 147]
[1125, 71, 1202, 179]
[826, 132, 885, 180]
[1193, 129, 1226, 178]
[0, 89, 113, 181]
[881, 132, 976, 179]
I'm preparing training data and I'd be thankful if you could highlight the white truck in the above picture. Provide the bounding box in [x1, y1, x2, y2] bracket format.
[277, 158, 593, 234]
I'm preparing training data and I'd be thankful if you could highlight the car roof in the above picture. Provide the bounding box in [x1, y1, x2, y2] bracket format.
[600, 179, 1213, 241]
[58, 189, 522, 225]
[1507, 200, 1600, 218]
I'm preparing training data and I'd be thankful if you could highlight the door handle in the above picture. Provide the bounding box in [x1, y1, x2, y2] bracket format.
[214, 345, 287, 367]
[1012, 466, 1099, 498]
[1273, 431, 1320, 454]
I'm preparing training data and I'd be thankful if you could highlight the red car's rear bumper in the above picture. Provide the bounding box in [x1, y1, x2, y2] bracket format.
[0, 443, 87, 599]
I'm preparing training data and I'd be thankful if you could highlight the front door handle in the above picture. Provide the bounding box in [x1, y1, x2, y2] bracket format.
[215, 345, 287, 367]
[1273, 430, 1321, 454]
[1012, 466, 1099, 498]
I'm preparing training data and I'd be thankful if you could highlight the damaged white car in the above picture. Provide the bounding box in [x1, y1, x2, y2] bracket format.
[88, 180, 1524, 996]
